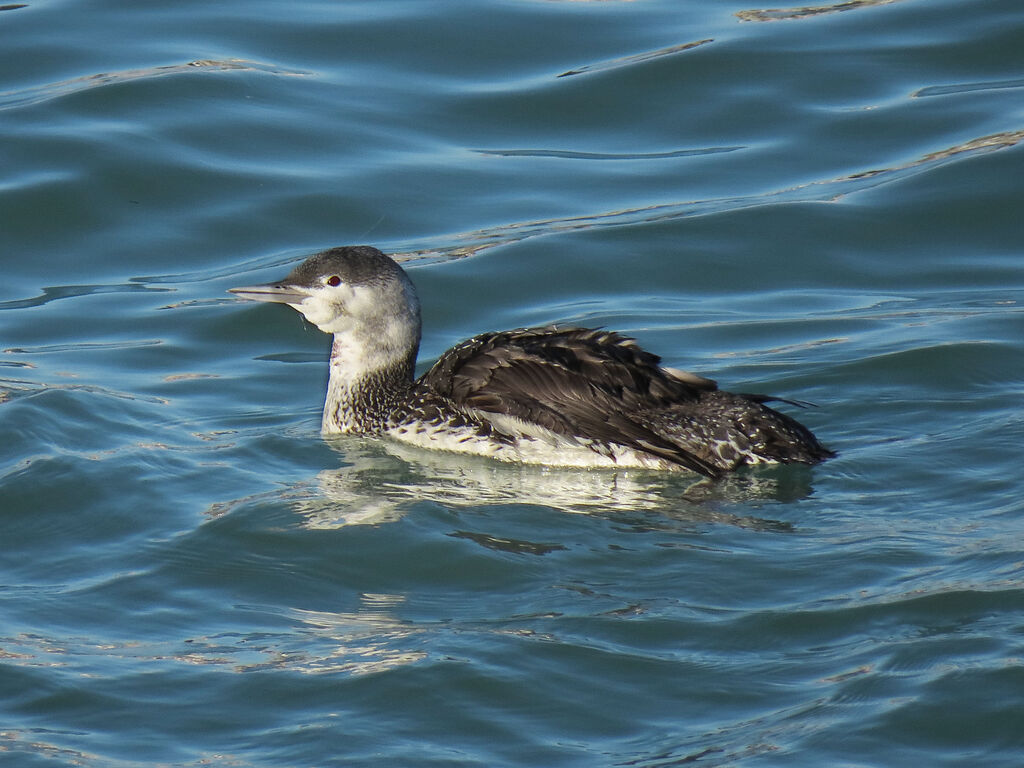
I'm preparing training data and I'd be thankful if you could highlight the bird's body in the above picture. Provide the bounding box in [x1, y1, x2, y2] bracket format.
[230, 246, 833, 477]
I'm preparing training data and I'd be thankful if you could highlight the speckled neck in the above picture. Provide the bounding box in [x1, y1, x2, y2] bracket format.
[321, 338, 417, 434]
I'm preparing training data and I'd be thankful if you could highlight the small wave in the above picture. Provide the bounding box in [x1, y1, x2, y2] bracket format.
[473, 146, 743, 161]
[388, 130, 1024, 266]
[737, 0, 901, 23]
[3, 339, 162, 354]
[913, 77, 1024, 98]
[0, 282, 172, 311]
[134, 248, 313, 286]
[558, 38, 713, 78]
[0, 59, 311, 112]
[0, 377, 169, 407]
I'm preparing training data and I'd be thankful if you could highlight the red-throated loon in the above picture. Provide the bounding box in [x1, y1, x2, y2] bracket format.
[229, 246, 833, 477]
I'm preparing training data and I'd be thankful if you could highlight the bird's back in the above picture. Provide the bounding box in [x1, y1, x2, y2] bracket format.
[414, 326, 831, 476]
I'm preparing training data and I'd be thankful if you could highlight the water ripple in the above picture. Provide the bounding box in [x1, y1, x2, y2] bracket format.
[0, 377, 168, 408]
[0, 283, 172, 311]
[133, 249, 313, 286]
[3, 339, 162, 355]
[201, 129, 1022, 283]
[473, 146, 743, 161]
[737, 0, 902, 22]
[259, 441, 809, 530]
[557, 38, 713, 78]
[913, 77, 1024, 98]
[393, 129, 1024, 266]
[0, 59, 310, 112]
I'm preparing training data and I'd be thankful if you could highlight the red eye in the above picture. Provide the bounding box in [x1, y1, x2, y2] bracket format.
[326, 275, 341, 287]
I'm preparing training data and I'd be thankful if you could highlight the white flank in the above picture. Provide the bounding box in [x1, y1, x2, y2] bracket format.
[386, 420, 675, 471]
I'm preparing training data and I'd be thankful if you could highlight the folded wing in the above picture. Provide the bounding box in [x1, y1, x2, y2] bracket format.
[420, 327, 723, 476]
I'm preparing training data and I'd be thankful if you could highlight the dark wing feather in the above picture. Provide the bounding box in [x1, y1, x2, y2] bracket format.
[420, 327, 723, 476]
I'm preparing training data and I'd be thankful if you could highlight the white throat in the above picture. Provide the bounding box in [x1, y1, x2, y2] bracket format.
[296, 281, 421, 435]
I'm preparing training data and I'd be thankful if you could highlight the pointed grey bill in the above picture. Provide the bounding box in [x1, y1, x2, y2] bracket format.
[228, 282, 308, 304]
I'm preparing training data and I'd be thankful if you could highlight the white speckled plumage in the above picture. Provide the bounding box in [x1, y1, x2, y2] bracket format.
[230, 246, 833, 477]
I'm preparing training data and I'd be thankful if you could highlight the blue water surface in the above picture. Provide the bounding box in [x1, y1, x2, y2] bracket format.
[2, 0, 1023, 765]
